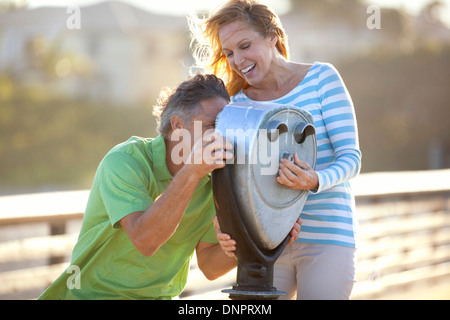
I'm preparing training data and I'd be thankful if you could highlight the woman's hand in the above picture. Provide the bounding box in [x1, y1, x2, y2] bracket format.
[212, 216, 302, 258]
[277, 153, 319, 191]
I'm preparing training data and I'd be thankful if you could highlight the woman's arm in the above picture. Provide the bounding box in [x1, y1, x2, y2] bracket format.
[314, 63, 361, 192]
[278, 63, 361, 192]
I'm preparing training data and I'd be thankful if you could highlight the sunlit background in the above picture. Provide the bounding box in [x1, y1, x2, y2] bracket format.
[0, 0, 449, 300]
[0, 0, 449, 193]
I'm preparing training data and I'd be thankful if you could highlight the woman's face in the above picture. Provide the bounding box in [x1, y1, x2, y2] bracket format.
[219, 20, 277, 87]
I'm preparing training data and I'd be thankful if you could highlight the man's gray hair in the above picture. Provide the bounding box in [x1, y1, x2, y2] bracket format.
[153, 74, 230, 139]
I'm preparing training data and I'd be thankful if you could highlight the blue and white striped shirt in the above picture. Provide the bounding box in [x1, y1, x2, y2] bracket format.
[231, 62, 362, 248]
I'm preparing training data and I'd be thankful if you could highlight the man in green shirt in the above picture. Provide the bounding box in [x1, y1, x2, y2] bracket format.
[39, 74, 237, 299]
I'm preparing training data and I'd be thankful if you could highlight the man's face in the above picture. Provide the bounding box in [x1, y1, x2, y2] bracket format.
[186, 97, 228, 142]
[170, 97, 228, 165]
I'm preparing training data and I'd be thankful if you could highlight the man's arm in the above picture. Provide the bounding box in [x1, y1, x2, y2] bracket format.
[120, 132, 233, 257]
[196, 215, 301, 280]
[120, 166, 203, 257]
[196, 241, 237, 281]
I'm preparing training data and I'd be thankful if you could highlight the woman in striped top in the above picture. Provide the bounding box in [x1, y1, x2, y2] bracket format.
[190, 0, 362, 299]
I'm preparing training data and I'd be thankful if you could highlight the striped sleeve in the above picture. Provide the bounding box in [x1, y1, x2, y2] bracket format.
[313, 63, 362, 193]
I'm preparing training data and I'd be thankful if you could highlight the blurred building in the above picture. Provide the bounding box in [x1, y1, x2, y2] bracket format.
[280, 0, 450, 63]
[0, 0, 449, 105]
[0, 0, 190, 105]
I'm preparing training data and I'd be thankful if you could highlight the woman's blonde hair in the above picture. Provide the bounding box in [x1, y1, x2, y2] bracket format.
[189, 0, 289, 96]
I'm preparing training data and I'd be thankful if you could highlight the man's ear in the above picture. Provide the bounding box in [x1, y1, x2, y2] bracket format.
[170, 114, 184, 131]
[169, 114, 188, 141]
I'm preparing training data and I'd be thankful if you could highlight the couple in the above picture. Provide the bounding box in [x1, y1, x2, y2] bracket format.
[40, 0, 361, 300]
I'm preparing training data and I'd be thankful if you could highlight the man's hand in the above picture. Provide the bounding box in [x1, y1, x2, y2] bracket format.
[184, 132, 233, 180]
[213, 216, 237, 258]
[287, 217, 302, 245]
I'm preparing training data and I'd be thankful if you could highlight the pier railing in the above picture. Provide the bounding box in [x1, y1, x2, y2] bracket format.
[1, 170, 449, 299]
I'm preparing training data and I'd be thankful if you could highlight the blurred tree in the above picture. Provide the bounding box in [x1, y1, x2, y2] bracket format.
[338, 44, 450, 172]
[0, 73, 157, 194]
[288, 0, 450, 172]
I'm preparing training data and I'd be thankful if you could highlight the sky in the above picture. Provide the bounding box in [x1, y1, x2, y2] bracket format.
[22, 0, 450, 26]
[24, 0, 290, 15]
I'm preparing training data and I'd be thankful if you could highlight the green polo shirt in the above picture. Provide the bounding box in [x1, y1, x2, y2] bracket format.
[39, 136, 218, 300]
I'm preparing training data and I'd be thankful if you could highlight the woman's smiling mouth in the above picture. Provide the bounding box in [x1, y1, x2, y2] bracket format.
[241, 64, 256, 75]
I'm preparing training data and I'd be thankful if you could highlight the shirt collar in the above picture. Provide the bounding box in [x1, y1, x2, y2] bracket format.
[151, 135, 172, 181]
